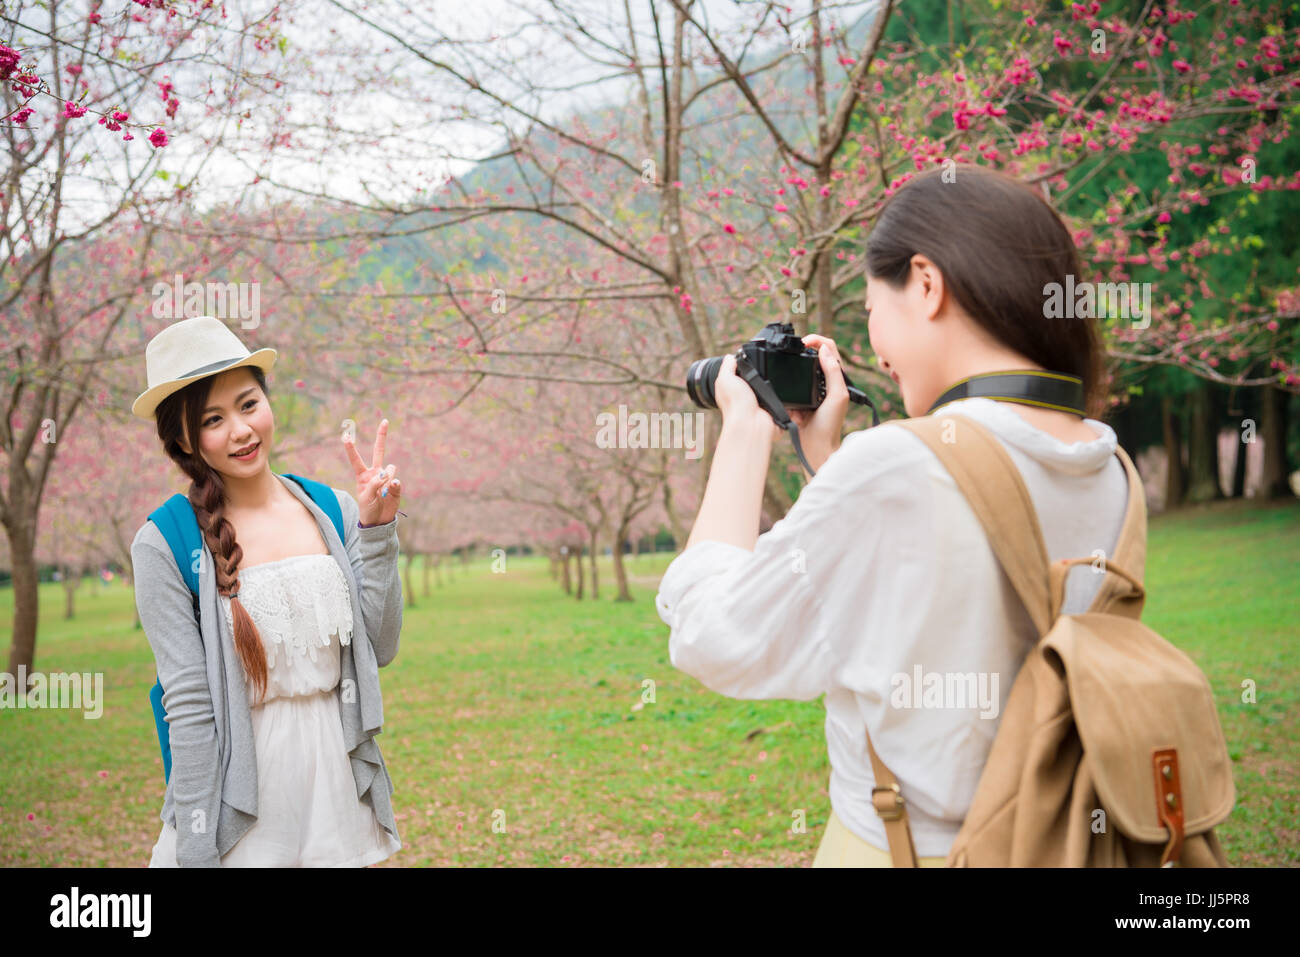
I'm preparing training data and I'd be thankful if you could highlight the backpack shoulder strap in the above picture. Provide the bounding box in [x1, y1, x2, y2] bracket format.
[147, 494, 202, 598]
[280, 473, 346, 547]
[1081, 441, 1148, 620]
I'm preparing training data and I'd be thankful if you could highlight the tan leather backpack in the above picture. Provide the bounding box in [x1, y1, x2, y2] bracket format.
[863, 414, 1235, 867]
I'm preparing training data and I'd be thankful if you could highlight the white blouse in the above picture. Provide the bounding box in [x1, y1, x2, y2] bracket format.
[654, 397, 1130, 858]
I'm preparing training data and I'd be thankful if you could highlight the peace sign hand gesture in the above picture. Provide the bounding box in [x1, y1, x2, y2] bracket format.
[343, 418, 401, 527]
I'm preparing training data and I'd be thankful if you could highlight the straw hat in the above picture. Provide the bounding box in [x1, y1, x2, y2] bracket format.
[132, 316, 277, 420]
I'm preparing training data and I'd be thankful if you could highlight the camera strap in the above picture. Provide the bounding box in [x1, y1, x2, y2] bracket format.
[733, 350, 824, 478]
[734, 350, 883, 479]
[927, 370, 1086, 416]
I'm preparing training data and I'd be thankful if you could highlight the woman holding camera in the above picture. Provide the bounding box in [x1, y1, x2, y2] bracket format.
[655, 164, 1128, 866]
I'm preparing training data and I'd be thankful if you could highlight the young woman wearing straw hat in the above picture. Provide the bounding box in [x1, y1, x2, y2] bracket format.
[130, 315, 405, 866]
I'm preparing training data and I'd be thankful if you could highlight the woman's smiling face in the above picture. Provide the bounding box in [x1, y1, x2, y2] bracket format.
[865, 259, 949, 418]
[180, 367, 274, 478]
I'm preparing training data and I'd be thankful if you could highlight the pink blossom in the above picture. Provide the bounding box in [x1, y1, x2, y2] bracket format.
[1003, 57, 1033, 86]
[723, 222, 736, 235]
[0, 45, 19, 81]
[149, 126, 168, 147]
[774, 203, 788, 212]
[1157, 211, 1171, 223]
[12, 107, 34, 124]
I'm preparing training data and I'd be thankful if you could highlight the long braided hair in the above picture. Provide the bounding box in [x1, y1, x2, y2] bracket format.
[153, 366, 270, 705]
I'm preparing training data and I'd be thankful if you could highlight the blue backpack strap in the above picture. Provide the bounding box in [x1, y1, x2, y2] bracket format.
[280, 473, 346, 546]
[148, 494, 202, 595]
[145, 493, 203, 786]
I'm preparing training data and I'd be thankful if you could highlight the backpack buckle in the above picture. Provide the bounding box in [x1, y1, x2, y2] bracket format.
[1152, 748, 1185, 866]
[872, 782, 906, 821]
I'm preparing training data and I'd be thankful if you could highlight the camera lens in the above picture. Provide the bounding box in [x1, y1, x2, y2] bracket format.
[686, 356, 724, 409]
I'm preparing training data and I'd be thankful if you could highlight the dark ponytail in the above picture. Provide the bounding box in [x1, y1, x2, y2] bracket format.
[154, 367, 270, 705]
[866, 164, 1106, 419]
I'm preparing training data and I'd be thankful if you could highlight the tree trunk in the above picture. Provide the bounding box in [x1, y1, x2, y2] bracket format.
[613, 523, 633, 602]
[1226, 388, 1252, 498]
[661, 480, 685, 552]
[762, 471, 794, 527]
[1185, 385, 1222, 503]
[588, 527, 599, 600]
[574, 544, 585, 600]
[121, 565, 141, 630]
[1161, 396, 1186, 509]
[560, 550, 572, 595]
[62, 565, 79, 620]
[1232, 426, 1249, 498]
[1259, 385, 1293, 500]
[403, 553, 416, 608]
[4, 519, 39, 692]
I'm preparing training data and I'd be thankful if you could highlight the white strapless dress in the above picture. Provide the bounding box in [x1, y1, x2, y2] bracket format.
[148, 554, 401, 867]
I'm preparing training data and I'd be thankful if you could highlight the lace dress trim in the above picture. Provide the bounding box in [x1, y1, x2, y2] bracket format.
[220, 554, 354, 670]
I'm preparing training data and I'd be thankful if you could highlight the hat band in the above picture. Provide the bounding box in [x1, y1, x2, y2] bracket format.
[175, 356, 249, 381]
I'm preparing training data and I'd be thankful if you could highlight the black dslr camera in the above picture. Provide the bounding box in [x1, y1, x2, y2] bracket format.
[684, 322, 877, 478]
[687, 322, 829, 411]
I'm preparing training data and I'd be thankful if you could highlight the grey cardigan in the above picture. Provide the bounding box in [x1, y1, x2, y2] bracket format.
[131, 473, 403, 866]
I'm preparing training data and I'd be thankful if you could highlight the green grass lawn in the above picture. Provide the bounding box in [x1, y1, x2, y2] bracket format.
[1, 500, 1296, 867]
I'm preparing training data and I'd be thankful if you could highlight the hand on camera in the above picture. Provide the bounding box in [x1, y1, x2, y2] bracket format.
[714, 353, 784, 443]
[788, 334, 850, 475]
